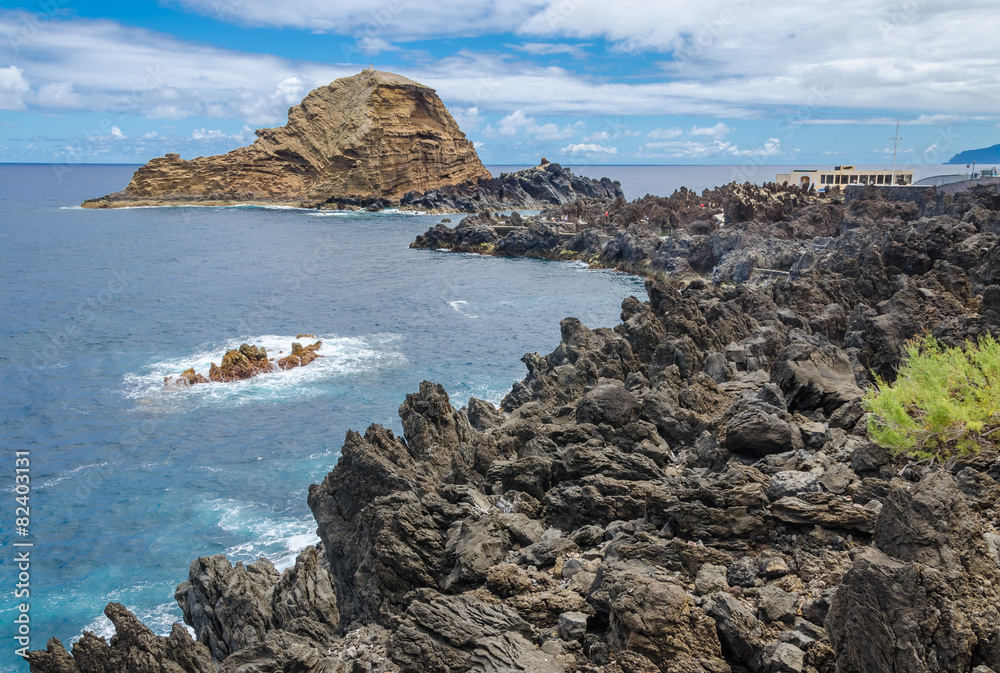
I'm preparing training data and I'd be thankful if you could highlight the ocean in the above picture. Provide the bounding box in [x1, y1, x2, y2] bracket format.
[0, 161, 969, 670]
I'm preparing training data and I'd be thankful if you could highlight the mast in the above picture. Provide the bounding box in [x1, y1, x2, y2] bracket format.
[890, 121, 902, 186]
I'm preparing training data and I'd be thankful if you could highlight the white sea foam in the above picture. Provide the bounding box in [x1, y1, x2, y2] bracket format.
[81, 601, 190, 641]
[448, 300, 480, 319]
[121, 333, 405, 409]
[206, 498, 320, 571]
[39, 461, 109, 489]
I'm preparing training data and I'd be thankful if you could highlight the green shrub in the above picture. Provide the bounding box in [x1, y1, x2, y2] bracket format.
[862, 333, 1000, 462]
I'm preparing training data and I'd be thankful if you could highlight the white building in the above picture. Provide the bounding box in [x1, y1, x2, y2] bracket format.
[776, 165, 914, 190]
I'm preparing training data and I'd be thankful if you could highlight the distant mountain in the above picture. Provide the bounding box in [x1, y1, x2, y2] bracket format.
[947, 143, 1000, 164]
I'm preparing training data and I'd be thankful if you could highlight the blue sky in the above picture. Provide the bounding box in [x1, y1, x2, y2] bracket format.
[1, 0, 998, 165]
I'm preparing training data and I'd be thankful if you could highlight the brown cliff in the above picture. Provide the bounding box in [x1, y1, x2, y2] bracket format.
[83, 70, 491, 208]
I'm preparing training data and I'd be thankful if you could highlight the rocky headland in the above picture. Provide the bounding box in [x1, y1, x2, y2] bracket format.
[81, 70, 622, 213]
[30, 184, 1000, 673]
[84, 70, 489, 209]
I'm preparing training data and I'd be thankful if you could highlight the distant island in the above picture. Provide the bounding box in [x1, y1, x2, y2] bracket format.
[947, 142, 1000, 164]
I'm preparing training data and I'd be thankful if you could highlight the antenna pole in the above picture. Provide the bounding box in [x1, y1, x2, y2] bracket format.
[890, 121, 902, 186]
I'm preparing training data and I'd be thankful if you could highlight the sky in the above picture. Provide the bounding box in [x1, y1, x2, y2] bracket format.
[0, 0, 998, 166]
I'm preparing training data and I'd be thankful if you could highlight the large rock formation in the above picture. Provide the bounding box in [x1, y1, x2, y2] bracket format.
[83, 70, 492, 208]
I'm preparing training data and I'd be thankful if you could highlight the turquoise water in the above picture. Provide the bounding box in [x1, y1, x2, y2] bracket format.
[0, 164, 646, 669]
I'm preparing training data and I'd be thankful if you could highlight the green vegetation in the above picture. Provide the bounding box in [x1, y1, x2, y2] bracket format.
[863, 334, 1000, 462]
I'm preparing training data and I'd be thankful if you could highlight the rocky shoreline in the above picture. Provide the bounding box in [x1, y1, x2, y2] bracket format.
[82, 162, 622, 214]
[29, 184, 1000, 673]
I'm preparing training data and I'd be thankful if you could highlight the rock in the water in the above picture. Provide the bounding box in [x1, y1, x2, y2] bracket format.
[403, 162, 623, 214]
[174, 546, 339, 662]
[165, 340, 323, 386]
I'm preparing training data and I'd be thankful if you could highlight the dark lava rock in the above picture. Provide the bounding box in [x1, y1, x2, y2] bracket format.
[576, 383, 640, 426]
[27, 603, 215, 673]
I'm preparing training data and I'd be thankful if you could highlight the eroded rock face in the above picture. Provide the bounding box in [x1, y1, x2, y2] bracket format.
[174, 546, 340, 662]
[827, 472, 1000, 673]
[84, 70, 491, 208]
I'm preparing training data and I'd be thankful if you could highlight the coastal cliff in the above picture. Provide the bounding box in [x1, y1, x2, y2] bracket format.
[29, 185, 1000, 673]
[82, 70, 492, 209]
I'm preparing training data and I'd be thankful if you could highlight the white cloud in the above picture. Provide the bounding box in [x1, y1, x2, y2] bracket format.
[237, 76, 308, 125]
[451, 106, 481, 131]
[496, 109, 582, 140]
[356, 37, 396, 55]
[2, 2, 999, 155]
[647, 127, 682, 139]
[191, 128, 228, 140]
[174, 0, 548, 37]
[0, 65, 29, 110]
[0, 12, 353, 123]
[110, 126, 125, 139]
[35, 81, 84, 109]
[643, 137, 781, 159]
[561, 143, 618, 154]
[508, 42, 590, 58]
[190, 126, 255, 143]
[170, 0, 1000, 121]
[690, 122, 731, 138]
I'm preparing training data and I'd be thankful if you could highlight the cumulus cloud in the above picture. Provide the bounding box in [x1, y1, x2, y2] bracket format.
[0, 65, 29, 110]
[496, 109, 582, 140]
[451, 106, 481, 131]
[174, 0, 548, 37]
[690, 122, 731, 138]
[0, 12, 351, 123]
[35, 81, 85, 108]
[561, 143, 618, 155]
[164, 1, 1000, 115]
[237, 76, 308, 125]
[643, 137, 781, 159]
[647, 127, 683, 139]
[508, 42, 590, 58]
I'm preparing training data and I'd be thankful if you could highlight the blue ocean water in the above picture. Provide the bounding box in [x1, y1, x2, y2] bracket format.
[0, 164, 650, 670]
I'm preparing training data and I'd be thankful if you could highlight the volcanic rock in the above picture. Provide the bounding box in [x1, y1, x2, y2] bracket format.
[164, 339, 323, 386]
[26, 603, 215, 673]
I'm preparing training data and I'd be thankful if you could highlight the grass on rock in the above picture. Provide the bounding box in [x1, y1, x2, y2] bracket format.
[863, 334, 1000, 462]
